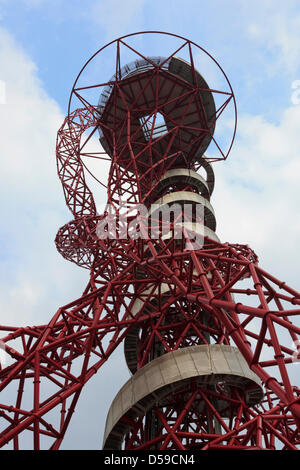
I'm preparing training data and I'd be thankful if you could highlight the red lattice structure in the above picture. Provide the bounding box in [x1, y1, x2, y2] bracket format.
[0, 32, 300, 450]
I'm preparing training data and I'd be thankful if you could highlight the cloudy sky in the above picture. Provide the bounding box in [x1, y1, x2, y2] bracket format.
[0, 0, 300, 449]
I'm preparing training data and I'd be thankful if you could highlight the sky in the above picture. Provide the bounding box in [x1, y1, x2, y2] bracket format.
[0, 0, 300, 449]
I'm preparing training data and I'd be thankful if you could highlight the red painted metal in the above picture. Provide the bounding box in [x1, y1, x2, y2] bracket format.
[0, 32, 299, 450]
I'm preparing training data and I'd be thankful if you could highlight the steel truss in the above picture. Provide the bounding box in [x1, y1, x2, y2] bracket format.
[0, 32, 299, 450]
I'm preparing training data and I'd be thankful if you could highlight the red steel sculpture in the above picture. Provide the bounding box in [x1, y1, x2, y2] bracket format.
[0, 32, 300, 450]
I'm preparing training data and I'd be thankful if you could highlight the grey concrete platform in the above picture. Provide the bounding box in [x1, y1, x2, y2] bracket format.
[103, 344, 264, 449]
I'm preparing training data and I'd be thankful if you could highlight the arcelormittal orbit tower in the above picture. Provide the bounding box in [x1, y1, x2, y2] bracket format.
[0, 32, 300, 450]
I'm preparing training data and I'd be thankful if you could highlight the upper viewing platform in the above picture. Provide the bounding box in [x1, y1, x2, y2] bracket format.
[97, 55, 216, 172]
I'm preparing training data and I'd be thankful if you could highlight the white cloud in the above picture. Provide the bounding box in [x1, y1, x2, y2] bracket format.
[90, 0, 146, 40]
[245, 0, 300, 76]
[0, 26, 87, 327]
[213, 104, 300, 285]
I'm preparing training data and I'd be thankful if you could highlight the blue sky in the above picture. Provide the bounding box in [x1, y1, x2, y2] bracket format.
[0, 0, 300, 450]
[1, 0, 299, 118]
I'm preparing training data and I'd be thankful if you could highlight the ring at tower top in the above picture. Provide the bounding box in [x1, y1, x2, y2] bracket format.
[69, 32, 237, 182]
